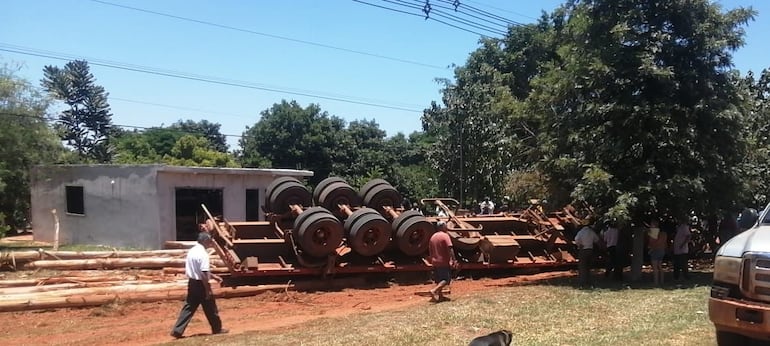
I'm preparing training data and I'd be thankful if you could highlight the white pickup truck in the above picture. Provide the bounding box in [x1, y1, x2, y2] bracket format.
[709, 206, 770, 345]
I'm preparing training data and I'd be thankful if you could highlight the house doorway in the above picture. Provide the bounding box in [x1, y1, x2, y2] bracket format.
[175, 188, 223, 241]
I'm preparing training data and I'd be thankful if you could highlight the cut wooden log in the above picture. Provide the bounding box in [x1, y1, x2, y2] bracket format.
[0, 279, 174, 295]
[163, 241, 197, 249]
[162, 267, 229, 275]
[0, 284, 288, 312]
[0, 281, 189, 300]
[1, 249, 189, 262]
[0, 274, 166, 288]
[22, 257, 226, 271]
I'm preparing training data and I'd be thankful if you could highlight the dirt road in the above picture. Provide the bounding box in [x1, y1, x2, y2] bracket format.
[0, 271, 574, 345]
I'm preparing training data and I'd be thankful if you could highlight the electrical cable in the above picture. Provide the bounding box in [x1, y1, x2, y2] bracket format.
[353, 0, 491, 37]
[1, 111, 246, 138]
[385, 0, 507, 35]
[88, 0, 447, 71]
[462, 0, 537, 21]
[446, 0, 524, 26]
[0, 44, 424, 113]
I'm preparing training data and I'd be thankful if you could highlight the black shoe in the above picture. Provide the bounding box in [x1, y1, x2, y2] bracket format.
[213, 328, 229, 335]
[170, 332, 183, 339]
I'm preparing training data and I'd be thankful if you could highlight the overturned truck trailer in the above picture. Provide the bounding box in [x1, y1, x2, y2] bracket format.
[203, 177, 583, 278]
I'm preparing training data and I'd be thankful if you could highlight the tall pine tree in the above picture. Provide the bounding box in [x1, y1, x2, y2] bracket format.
[42, 60, 114, 163]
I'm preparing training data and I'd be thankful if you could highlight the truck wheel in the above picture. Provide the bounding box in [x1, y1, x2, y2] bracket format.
[716, 331, 747, 346]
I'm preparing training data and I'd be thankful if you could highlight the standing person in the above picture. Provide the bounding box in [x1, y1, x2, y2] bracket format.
[401, 197, 412, 211]
[428, 221, 457, 302]
[574, 221, 600, 289]
[602, 221, 622, 281]
[479, 197, 495, 215]
[718, 211, 738, 248]
[673, 219, 692, 281]
[170, 232, 228, 338]
[647, 220, 668, 286]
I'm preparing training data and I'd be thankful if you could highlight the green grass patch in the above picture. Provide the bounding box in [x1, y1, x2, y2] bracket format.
[166, 273, 715, 346]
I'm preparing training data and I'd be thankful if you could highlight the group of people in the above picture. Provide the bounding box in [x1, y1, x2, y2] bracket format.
[573, 217, 694, 288]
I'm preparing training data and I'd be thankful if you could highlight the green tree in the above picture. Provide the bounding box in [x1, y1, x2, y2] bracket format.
[528, 0, 756, 222]
[739, 68, 770, 207]
[0, 66, 66, 234]
[113, 130, 161, 164]
[113, 119, 229, 164]
[381, 131, 438, 202]
[170, 119, 228, 152]
[41, 60, 114, 163]
[331, 119, 389, 186]
[423, 40, 529, 204]
[239, 100, 346, 185]
[163, 135, 238, 167]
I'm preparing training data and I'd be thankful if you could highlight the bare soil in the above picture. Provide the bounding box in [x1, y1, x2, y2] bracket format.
[0, 271, 574, 345]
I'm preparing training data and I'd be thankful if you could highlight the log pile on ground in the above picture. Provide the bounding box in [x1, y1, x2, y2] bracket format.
[0, 248, 285, 313]
[1, 248, 225, 270]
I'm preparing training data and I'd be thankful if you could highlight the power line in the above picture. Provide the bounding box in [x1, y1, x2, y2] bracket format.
[0, 44, 424, 113]
[353, 0, 491, 37]
[446, 0, 525, 26]
[385, 0, 508, 36]
[88, 0, 448, 71]
[462, 0, 538, 21]
[1, 111, 246, 138]
[108, 97, 254, 120]
[430, 0, 516, 29]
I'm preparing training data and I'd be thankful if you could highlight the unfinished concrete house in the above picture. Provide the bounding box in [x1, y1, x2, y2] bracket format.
[29, 165, 313, 249]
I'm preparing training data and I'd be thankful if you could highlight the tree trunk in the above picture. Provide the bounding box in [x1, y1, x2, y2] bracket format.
[2, 249, 189, 262]
[0, 284, 288, 312]
[163, 241, 197, 249]
[23, 257, 225, 270]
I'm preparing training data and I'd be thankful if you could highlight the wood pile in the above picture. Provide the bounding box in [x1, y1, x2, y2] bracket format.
[0, 247, 286, 313]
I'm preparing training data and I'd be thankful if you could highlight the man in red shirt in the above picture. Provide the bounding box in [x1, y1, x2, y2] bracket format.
[428, 221, 457, 302]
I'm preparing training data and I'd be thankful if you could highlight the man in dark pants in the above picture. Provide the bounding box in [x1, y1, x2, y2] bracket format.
[171, 232, 228, 338]
[574, 221, 600, 289]
[602, 222, 623, 281]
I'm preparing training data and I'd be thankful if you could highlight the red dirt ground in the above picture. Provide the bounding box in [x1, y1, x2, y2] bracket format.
[0, 271, 575, 345]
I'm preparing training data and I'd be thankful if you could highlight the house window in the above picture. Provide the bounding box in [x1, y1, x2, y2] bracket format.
[65, 186, 85, 215]
[245, 189, 260, 221]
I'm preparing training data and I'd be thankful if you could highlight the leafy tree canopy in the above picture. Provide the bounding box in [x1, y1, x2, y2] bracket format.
[0, 65, 67, 234]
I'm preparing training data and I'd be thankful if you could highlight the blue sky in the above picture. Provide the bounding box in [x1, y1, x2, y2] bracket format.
[2, 0, 768, 149]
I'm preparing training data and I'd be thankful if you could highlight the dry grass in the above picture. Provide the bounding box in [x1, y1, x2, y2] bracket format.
[166, 272, 715, 346]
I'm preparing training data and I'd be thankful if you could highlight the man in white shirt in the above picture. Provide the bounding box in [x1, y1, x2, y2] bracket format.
[574, 222, 600, 288]
[171, 232, 228, 338]
[479, 197, 495, 215]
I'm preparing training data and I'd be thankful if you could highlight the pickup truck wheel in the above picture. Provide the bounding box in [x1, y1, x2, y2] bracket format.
[716, 331, 747, 346]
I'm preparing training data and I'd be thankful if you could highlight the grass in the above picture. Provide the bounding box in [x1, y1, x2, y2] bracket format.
[164, 272, 715, 346]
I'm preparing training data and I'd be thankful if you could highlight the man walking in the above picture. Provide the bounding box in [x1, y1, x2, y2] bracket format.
[428, 221, 457, 302]
[171, 232, 228, 338]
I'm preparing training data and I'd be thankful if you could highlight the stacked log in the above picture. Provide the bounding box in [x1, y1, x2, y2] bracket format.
[0, 248, 224, 271]
[22, 257, 226, 270]
[0, 279, 288, 312]
[0, 248, 280, 312]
